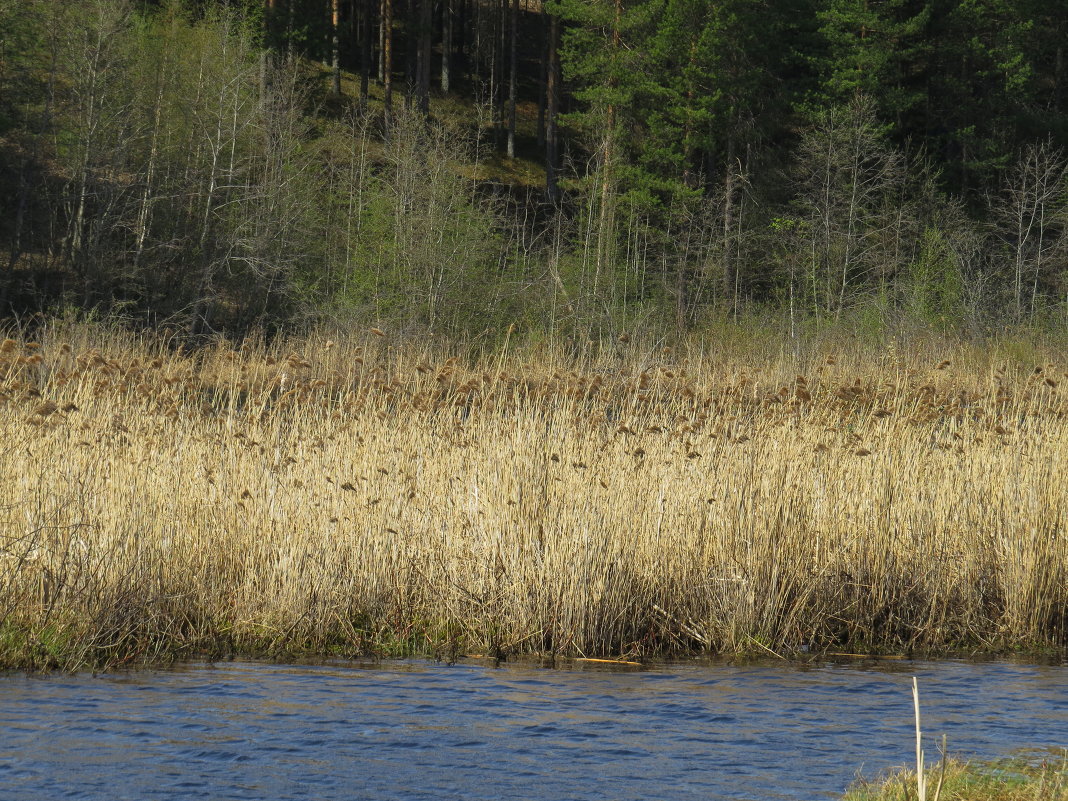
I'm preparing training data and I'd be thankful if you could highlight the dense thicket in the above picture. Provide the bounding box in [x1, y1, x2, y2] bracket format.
[1, 0, 1067, 339]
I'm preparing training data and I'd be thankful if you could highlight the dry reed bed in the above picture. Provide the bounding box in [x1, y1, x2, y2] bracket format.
[1, 325, 1067, 668]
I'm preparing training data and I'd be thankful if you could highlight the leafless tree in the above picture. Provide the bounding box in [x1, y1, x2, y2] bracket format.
[793, 97, 909, 319]
[994, 141, 1068, 322]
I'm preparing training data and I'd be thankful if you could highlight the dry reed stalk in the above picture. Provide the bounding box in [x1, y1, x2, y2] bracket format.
[0, 324, 1067, 668]
[914, 677, 927, 801]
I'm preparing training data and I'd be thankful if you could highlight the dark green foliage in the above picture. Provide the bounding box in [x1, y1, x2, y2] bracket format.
[1, 0, 1068, 338]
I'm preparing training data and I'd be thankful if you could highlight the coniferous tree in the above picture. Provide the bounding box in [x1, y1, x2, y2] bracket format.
[927, 0, 1034, 191]
[815, 0, 934, 129]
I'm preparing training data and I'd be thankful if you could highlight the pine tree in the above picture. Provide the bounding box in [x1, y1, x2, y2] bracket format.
[815, 0, 934, 129]
[929, 0, 1034, 191]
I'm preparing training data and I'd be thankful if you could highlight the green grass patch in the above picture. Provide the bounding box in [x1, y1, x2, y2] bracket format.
[845, 756, 1068, 801]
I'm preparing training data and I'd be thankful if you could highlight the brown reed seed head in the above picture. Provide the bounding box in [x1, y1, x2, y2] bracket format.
[1, 327, 1067, 667]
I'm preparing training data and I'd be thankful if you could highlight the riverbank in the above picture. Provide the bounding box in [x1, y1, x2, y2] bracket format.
[2, 321, 1067, 670]
[845, 756, 1068, 800]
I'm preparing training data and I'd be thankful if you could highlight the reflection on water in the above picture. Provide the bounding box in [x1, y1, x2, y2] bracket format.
[1, 657, 1066, 800]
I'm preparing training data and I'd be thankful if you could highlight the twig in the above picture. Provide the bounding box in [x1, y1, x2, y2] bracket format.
[932, 733, 947, 801]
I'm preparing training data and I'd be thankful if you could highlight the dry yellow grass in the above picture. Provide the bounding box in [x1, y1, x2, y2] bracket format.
[1, 322, 1067, 668]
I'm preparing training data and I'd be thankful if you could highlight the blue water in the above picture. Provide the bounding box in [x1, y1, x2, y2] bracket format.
[1, 658, 1066, 800]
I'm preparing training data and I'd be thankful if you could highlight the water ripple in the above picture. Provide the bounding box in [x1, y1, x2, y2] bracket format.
[1, 658, 1066, 800]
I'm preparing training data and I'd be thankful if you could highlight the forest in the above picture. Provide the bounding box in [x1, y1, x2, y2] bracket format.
[4, 1, 1068, 674]
[1, 0, 1067, 341]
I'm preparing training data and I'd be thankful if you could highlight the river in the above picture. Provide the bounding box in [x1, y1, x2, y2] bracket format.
[1, 657, 1066, 800]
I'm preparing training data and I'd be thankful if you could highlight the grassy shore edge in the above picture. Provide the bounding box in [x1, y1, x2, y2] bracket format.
[844, 756, 1068, 801]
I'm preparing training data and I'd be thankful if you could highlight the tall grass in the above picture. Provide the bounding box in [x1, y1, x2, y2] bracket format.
[1, 322, 1067, 669]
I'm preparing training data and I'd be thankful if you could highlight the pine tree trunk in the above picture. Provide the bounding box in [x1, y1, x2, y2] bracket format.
[457, 0, 468, 84]
[417, 0, 431, 114]
[405, 0, 417, 105]
[537, 8, 547, 149]
[330, 0, 342, 96]
[496, 0, 506, 136]
[360, 0, 372, 108]
[440, 0, 452, 93]
[545, 11, 559, 202]
[472, 0, 481, 89]
[378, 0, 386, 81]
[506, 0, 518, 158]
[383, 0, 393, 125]
[488, 0, 498, 131]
